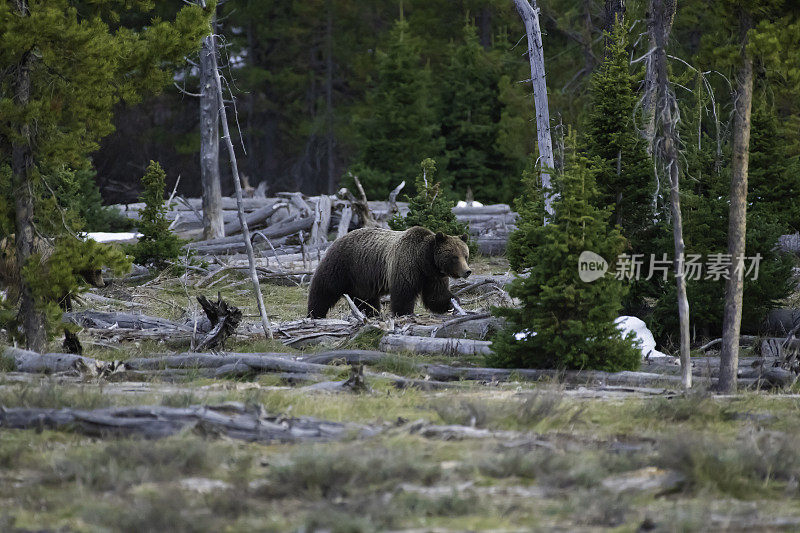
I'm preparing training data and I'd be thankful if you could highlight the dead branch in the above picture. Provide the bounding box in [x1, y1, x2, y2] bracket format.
[343, 294, 367, 324]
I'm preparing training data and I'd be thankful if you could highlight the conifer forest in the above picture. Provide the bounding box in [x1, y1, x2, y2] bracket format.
[2, 0, 800, 530]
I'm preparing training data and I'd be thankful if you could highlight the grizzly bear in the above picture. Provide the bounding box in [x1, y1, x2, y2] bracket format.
[307, 226, 471, 318]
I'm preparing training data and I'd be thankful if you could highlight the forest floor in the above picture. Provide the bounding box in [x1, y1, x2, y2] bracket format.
[2, 256, 800, 532]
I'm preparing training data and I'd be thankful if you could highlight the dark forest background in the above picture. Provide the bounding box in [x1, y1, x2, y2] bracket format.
[89, 0, 606, 203]
[92, 0, 799, 211]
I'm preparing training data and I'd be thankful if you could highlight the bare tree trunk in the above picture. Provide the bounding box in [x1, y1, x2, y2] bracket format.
[209, 32, 273, 339]
[604, 0, 625, 31]
[325, 0, 335, 194]
[604, 0, 625, 52]
[12, 0, 46, 353]
[718, 9, 754, 393]
[641, 19, 658, 156]
[650, 0, 690, 389]
[200, 19, 224, 240]
[513, 0, 556, 219]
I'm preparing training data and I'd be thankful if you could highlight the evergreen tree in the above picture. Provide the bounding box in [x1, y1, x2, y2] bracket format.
[648, 76, 795, 341]
[505, 154, 544, 272]
[348, 19, 444, 199]
[490, 147, 640, 371]
[438, 21, 514, 203]
[130, 161, 184, 267]
[389, 158, 470, 238]
[495, 74, 537, 193]
[0, 1, 208, 349]
[585, 22, 653, 248]
[748, 95, 800, 232]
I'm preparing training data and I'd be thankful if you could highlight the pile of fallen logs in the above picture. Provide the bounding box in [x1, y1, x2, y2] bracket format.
[111, 187, 518, 258]
[59, 295, 800, 389]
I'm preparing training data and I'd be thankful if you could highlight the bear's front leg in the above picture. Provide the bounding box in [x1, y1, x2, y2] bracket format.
[390, 277, 418, 315]
[421, 276, 454, 314]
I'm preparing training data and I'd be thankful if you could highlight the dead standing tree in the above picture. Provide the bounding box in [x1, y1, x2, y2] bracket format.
[718, 9, 754, 393]
[513, 0, 556, 220]
[199, 17, 225, 240]
[648, 0, 691, 389]
[179, 1, 224, 240]
[209, 30, 273, 339]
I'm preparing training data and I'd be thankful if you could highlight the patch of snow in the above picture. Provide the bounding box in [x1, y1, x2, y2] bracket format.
[615, 315, 674, 361]
[179, 477, 232, 494]
[85, 232, 141, 243]
[456, 200, 484, 208]
[514, 329, 537, 341]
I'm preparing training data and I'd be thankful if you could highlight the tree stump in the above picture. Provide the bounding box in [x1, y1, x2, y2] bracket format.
[195, 293, 242, 351]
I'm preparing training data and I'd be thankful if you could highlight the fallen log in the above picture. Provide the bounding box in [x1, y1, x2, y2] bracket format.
[2, 348, 765, 389]
[223, 199, 284, 235]
[299, 349, 395, 365]
[280, 192, 312, 216]
[124, 352, 326, 373]
[186, 214, 313, 254]
[379, 334, 493, 356]
[400, 318, 503, 340]
[79, 292, 145, 309]
[2, 347, 99, 374]
[452, 204, 512, 216]
[64, 311, 196, 332]
[0, 403, 379, 442]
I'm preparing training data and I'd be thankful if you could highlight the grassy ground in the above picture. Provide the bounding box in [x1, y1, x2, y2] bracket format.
[2, 256, 800, 531]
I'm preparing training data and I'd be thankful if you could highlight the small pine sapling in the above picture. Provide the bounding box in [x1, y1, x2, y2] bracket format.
[389, 158, 471, 242]
[490, 148, 640, 371]
[130, 161, 183, 267]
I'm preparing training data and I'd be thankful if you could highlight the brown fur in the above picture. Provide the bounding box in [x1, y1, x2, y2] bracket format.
[307, 226, 471, 318]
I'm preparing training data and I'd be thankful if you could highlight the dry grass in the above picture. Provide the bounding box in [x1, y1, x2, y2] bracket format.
[3, 256, 800, 530]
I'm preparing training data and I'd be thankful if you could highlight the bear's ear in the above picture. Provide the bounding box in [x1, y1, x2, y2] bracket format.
[460, 233, 469, 243]
[435, 231, 446, 242]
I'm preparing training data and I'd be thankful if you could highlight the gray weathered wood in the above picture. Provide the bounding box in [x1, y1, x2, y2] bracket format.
[222, 199, 283, 235]
[336, 203, 353, 239]
[199, 18, 224, 240]
[513, 0, 555, 218]
[379, 334, 493, 356]
[0, 403, 378, 442]
[310, 194, 332, 245]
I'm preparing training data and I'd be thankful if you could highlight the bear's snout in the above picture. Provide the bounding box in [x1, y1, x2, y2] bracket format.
[462, 269, 472, 278]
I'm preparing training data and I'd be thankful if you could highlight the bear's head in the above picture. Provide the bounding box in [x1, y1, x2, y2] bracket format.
[433, 232, 471, 279]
